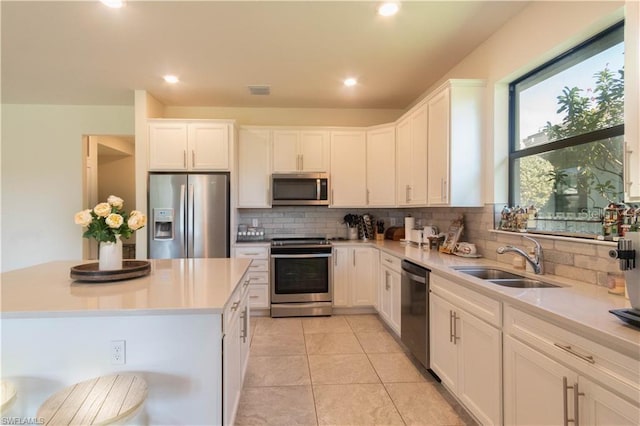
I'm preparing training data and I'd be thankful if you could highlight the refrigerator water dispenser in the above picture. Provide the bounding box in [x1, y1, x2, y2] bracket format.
[153, 208, 174, 240]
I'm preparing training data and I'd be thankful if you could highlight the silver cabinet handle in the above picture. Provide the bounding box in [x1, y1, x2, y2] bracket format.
[300, 154, 304, 171]
[624, 142, 633, 193]
[384, 258, 393, 264]
[353, 250, 356, 267]
[405, 184, 410, 203]
[183, 150, 187, 168]
[563, 377, 584, 425]
[231, 301, 240, 311]
[452, 311, 459, 344]
[241, 305, 248, 343]
[249, 295, 259, 299]
[243, 279, 250, 288]
[367, 189, 370, 205]
[554, 343, 595, 364]
[449, 310, 454, 343]
[192, 150, 195, 168]
[244, 252, 260, 256]
[385, 271, 390, 290]
[331, 189, 334, 205]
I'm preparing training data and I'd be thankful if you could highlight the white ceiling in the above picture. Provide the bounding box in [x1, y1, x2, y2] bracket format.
[1, 1, 529, 109]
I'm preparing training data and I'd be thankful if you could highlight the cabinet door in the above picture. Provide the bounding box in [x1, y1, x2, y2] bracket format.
[427, 88, 450, 205]
[389, 269, 401, 335]
[299, 131, 329, 172]
[222, 313, 241, 426]
[330, 131, 367, 206]
[149, 122, 188, 170]
[272, 131, 300, 172]
[189, 122, 229, 170]
[457, 310, 502, 425]
[409, 105, 428, 205]
[379, 266, 393, 323]
[396, 118, 412, 206]
[332, 247, 350, 307]
[504, 335, 574, 426]
[580, 376, 640, 425]
[429, 293, 458, 391]
[351, 247, 375, 306]
[238, 129, 271, 207]
[366, 126, 396, 206]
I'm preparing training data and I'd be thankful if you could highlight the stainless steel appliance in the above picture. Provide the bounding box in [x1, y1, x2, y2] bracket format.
[401, 260, 430, 369]
[148, 173, 229, 259]
[271, 173, 329, 206]
[270, 237, 333, 317]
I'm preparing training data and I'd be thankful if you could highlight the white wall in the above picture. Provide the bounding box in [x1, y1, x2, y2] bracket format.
[410, 1, 625, 205]
[1, 104, 134, 272]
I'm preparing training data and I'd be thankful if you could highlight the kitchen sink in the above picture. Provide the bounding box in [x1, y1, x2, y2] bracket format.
[452, 267, 523, 280]
[453, 266, 560, 288]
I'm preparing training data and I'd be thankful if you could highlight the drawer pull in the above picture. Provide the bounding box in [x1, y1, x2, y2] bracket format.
[384, 258, 393, 263]
[250, 295, 259, 299]
[243, 252, 260, 256]
[231, 301, 240, 311]
[554, 343, 595, 364]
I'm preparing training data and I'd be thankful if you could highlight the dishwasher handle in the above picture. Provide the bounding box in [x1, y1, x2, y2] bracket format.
[401, 260, 429, 284]
[402, 269, 427, 284]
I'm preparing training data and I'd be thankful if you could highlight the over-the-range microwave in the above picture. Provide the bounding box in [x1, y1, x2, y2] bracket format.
[271, 173, 329, 206]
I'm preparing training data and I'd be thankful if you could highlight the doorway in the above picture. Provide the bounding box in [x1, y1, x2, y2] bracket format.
[82, 135, 136, 260]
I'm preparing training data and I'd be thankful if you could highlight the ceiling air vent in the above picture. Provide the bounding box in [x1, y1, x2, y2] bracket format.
[248, 85, 271, 96]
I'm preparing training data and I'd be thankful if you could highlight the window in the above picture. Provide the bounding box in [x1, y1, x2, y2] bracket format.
[509, 22, 624, 238]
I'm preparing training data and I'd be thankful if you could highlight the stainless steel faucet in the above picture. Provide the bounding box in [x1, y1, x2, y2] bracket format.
[496, 235, 544, 274]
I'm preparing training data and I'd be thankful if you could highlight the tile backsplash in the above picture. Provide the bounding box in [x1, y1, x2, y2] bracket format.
[238, 204, 624, 288]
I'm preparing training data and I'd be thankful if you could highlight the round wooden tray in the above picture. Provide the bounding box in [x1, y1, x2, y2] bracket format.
[70, 260, 151, 283]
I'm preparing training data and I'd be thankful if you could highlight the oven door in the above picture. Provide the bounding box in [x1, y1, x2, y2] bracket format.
[270, 253, 333, 303]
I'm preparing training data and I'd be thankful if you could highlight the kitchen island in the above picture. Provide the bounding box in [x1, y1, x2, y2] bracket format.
[1, 258, 252, 424]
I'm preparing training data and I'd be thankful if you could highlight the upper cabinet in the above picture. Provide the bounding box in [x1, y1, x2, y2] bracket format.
[272, 130, 329, 173]
[366, 125, 396, 206]
[427, 80, 484, 207]
[330, 131, 367, 207]
[625, 2, 640, 202]
[396, 103, 428, 206]
[149, 120, 231, 171]
[238, 128, 272, 208]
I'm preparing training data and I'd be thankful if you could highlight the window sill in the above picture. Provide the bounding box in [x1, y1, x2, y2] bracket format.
[489, 229, 618, 246]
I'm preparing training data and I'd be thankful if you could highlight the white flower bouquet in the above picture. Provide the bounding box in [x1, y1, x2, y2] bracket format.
[74, 195, 146, 243]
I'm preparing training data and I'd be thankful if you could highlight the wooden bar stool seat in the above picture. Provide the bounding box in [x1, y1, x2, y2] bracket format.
[37, 374, 147, 425]
[1, 380, 17, 413]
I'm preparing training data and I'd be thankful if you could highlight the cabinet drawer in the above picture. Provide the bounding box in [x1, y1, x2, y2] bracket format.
[505, 305, 640, 402]
[235, 246, 269, 259]
[247, 259, 268, 272]
[248, 285, 269, 309]
[379, 251, 401, 272]
[430, 274, 501, 327]
[246, 271, 269, 285]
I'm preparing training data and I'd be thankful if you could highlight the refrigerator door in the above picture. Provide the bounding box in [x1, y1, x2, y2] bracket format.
[188, 174, 229, 258]
[149, 174, 187, 259]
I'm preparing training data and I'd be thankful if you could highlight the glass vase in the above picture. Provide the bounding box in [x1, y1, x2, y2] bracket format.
[99, 236, 123, 271]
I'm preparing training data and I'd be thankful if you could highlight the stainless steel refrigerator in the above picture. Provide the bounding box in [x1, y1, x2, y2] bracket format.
[148, 173, 229, 259]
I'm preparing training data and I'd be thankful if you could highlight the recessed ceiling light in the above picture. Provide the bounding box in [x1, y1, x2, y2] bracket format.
[344, 78, 358, 87]
[163, 75, 179, 84]
[378, 2, 400, 17]
[100, 0, 125, 8]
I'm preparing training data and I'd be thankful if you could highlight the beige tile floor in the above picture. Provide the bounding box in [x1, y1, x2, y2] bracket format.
[235, 314, 477, 426]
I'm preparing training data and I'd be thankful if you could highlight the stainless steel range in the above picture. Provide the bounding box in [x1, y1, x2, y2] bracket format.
[270, 237, 333, 317]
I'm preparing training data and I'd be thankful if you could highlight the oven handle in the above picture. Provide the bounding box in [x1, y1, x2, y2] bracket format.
[271, 253, 332, 259]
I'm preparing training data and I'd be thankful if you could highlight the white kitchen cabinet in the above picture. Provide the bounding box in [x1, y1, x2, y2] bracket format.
[333, 246, 376, 308]
[625, 1, 640, 202]
[429, 275, 502, 426]
[504, 305, 639, 426]
[427, 80, 484, 206]
[366, 125, 396, 206]
[149, 120, 231, 171]
[378, 251, 401, 335]
[330, 131, 367, 207]
[272, 130, 329, 173]
[222, 274, 250, 426]
[234, 244, 270, 310]
[396, 103, 428, 206]
[238, 128, 272, 208]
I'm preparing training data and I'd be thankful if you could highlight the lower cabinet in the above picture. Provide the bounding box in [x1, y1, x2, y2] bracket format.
[504, 306, 639, 426]
[429, 275, 502, 425]
[378, 251, 401, 335]
[222, 276, 250, 426]
[333, 246, 376, 307]
[234, 244, 270, 310]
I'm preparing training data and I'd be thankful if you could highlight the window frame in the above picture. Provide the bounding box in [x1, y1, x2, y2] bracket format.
[508, 21, 625, 214]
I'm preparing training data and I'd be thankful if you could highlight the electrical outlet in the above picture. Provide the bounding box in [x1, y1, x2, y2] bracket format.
[111, 340, 126, 365]
[390, 218, 397, 226]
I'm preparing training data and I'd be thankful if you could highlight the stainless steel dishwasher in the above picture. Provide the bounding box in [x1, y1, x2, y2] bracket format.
[400, 260, 430, 369]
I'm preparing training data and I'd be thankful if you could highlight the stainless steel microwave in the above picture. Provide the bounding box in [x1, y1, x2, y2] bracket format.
[271, 173, 329, 206]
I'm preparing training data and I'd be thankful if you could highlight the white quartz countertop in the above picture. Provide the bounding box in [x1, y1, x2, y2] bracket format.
[1, 258, 252, 318]
[334, 239, 640, 358]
